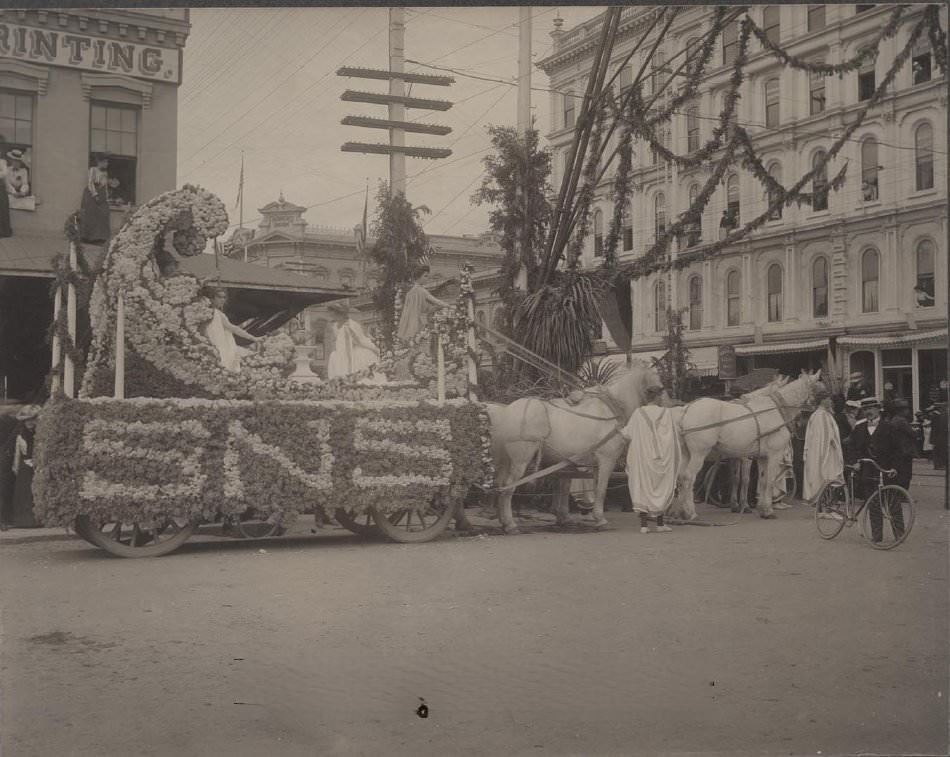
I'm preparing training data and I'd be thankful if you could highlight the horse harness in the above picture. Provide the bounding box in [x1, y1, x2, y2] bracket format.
[679, 390, 804, 458]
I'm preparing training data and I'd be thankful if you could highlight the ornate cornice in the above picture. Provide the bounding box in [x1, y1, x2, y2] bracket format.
[80, 72, 153, 108]
[0, 58, 49, 95]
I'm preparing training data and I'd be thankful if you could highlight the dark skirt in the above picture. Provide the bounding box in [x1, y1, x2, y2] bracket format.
[0, 187, 11, 238]
[11, 464, 39, 528]
[80, 185, 110, 244]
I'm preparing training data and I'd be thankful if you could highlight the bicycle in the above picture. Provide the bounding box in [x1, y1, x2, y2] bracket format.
[813, 458, 915, 549]
[702, 457, 797, 509]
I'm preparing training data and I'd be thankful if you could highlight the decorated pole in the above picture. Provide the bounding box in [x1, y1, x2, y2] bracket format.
[114, 294, 125, 399]
[50, 286, 62, 394]
[436, 334, 446, 403]
[461, 263, 478, 401]
[63, 241, 78, 398]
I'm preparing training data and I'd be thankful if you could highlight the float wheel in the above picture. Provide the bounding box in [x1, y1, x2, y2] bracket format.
[371, 488, 459, 544]
[334, 508, 382, 537]
[75, 515, 197, 558]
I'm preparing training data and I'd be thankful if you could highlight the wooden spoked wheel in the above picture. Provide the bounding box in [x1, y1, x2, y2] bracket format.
[371, 488, 460, 544]
[334, 508, 381, 537]
[75, 514, 197, 558]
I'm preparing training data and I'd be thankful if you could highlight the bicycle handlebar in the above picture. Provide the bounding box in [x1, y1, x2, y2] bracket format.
[847, 458, 897, 477]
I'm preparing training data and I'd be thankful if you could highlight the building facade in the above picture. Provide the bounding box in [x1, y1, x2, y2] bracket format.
[0, 8, 191, 401]
[539, 4, 948, 410]
[229, 195, 503, 373]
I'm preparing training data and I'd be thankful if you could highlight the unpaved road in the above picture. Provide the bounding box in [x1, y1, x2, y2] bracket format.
[1, 475, 947, 757]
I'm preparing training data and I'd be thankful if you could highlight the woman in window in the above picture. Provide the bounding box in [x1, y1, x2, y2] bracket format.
[5, 149, 30, 199]
[0, 136, 12, 238]
[80, 153, 118, 244]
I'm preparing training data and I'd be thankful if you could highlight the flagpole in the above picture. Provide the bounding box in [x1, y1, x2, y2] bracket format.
[238, 152, 247, 262]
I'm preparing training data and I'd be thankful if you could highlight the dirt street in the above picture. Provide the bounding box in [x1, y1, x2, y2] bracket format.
[1, 473, 947, 757]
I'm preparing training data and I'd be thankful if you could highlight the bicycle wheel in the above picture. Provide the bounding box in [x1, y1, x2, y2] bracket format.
[814, 483, 848, 539]
[860, 485, 915, 550]
[704, 462, 732, 508]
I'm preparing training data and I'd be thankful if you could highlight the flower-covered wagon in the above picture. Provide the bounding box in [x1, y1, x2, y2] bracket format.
[33, 186, 493, 557]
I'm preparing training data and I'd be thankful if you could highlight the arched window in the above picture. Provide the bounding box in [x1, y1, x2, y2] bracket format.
[726, 269, 741, 326]
[650, 50, 666, 95]
[861, 248, 879, 313]
[812, 150, 828, 211]
[654, 279, 667, 332]
[915, 239, 935, 307]
[686, 184, 702, 247]
[812, 257, 829, 318]
[686, 106, 700, 152]
[767, 263, 783, 322]
[809, 60, 826, 114]
[858, 47, 875, 101]
[593, 209, 604, 257]
[688, 275, 703, 330]
[654, 192, 667, 239]
[767, 162, 783, 220]
[915, 123, 934, 191]
[763, 6, 781, 44]
[765, 78, 780, 127]
[913, 36, 933, 84]
[726, 173, 740, 223]
[723, 19, 738, 66]
[563, 89, 575, 129]
[476, 310, 486, 325]
[686, 37, 700, 76]
[861, 138, 879, 201]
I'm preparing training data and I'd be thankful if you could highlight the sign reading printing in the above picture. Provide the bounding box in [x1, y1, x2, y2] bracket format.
[0, 23, 181, 83]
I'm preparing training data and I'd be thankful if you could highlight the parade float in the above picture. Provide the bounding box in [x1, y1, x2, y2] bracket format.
[32, 186, 494, 556]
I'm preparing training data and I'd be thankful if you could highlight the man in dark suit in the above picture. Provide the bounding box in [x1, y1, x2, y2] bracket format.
[848, 397, 904, 543]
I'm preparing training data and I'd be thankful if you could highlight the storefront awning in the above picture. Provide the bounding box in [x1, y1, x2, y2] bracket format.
[735, 338, 828, 356]
[837, 328, 948, 348]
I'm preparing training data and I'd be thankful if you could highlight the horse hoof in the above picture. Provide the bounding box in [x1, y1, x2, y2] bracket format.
[503, 525, 521, 535]
[593, 518, 610, 530]
[760, 512, 777, 520]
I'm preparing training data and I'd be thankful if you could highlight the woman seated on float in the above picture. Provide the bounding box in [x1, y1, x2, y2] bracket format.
[201, 286, 260, 372]
[325, 300, 387, 384]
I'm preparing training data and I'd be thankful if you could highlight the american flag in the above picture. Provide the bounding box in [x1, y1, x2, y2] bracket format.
[354, 184, 368, 256]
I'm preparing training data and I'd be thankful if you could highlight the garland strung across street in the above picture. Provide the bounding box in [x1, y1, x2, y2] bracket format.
[607, 5, 942, 281]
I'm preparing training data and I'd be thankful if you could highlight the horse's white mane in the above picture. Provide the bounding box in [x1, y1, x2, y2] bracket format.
[741, 375, 790, 399]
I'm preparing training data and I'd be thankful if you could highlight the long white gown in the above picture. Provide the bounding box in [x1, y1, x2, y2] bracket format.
[623, 405, 682, 516]
[204, 309, 250, 372]
[803, 406, 844, 501]
[326, 319, 385, 383]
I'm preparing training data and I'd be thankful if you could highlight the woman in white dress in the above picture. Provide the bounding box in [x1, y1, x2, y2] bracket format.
[202, 287, 260, 372]
[325, 301, 384, 382]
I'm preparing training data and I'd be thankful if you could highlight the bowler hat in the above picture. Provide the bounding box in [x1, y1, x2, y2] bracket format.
[15, 404, 41, 421]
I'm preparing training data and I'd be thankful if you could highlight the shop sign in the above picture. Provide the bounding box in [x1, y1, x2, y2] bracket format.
[718, 345, 737, 380]
[0, 23, 180, 83]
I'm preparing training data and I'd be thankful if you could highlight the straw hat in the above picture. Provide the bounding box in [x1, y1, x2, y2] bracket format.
[860, 397, 881, 410]
[6, 148, 26, 163]
[849, 371, 864, 381]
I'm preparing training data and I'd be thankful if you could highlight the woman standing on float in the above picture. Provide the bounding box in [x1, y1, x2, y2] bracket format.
[325, 301, 384, 382]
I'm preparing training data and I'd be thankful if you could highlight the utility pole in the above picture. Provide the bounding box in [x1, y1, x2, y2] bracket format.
[338, 10, 454, 197]
[389, 7, 407, 197]
[517, 6, 532, 135]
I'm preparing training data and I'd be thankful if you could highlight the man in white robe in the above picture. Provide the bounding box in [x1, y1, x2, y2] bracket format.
[621, 385, 680, 533]
[803, 385, 844, 502]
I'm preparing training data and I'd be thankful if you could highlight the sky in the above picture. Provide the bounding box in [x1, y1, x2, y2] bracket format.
[176, 6, 600, 240]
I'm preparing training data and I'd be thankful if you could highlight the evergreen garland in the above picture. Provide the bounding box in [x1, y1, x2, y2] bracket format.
[617, 8, 934, 282]
[925, 5, 949, 75]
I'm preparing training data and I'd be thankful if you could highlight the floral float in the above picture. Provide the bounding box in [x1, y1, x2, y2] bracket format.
[33, 186, 494, 555]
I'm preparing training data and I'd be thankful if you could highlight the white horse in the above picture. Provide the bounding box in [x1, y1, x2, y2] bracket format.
[483, 363, 663, 534]
[673, 370, 820, 520]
